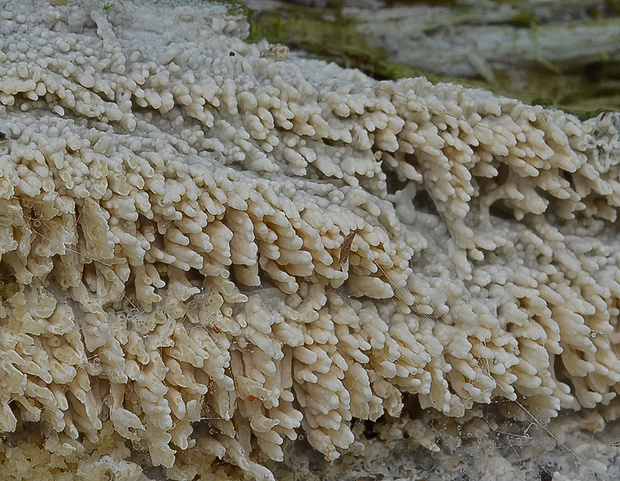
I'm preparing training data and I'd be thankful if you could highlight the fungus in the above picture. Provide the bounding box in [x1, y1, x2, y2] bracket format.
[0, 1, 619, 480]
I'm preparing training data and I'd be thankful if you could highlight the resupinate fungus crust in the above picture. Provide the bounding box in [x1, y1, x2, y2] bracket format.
[0, 0, 619, 480]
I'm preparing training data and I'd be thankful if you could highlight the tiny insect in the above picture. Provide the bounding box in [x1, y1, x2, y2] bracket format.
[339, 231, 356, 268]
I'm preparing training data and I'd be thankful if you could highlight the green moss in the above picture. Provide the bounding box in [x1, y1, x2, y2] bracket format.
[245, 2, 618, 118]
[493, 67, 620, 119]
[510, 10, 539, 27]
[531, 97, 555, 108]
[218, 0, 252, 18]
[246, 4, 480, 87]
[247, 6, 372, 64]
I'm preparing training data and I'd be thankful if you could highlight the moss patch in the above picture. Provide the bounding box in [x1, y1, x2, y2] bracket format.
[244, 2, 618, 119]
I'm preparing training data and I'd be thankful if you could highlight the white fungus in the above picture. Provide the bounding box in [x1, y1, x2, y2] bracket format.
[0, 0, 619, 480]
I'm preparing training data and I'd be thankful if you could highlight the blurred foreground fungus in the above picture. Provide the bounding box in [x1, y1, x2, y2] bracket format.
[0, 0, 619, 480]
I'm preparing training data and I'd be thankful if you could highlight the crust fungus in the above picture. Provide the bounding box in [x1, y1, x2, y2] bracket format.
[0, 1, 619, 480]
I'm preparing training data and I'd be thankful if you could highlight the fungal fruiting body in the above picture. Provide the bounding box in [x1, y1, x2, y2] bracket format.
[0, 1, 619, 480]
